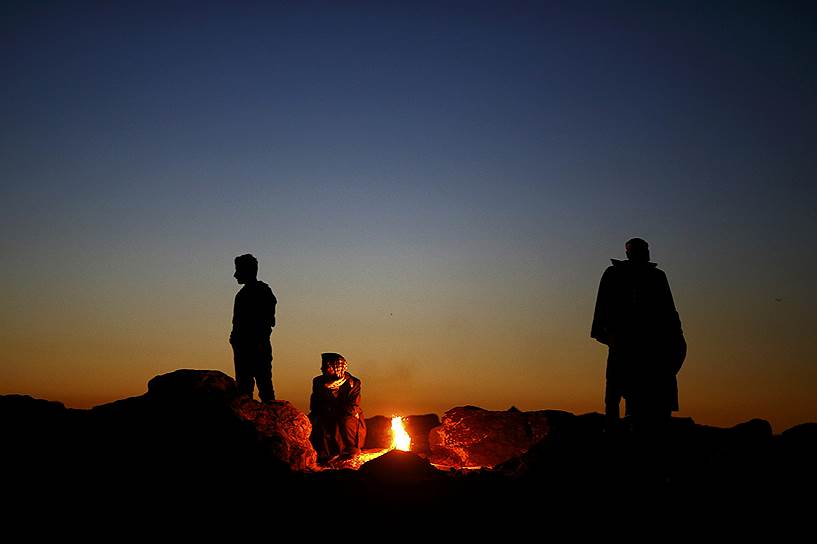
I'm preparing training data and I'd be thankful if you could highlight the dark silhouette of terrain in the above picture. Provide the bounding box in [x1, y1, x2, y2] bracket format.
[2, 370, 814, 524]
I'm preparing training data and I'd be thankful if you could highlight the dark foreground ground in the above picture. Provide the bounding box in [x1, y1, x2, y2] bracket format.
[2, 370, 814, 531]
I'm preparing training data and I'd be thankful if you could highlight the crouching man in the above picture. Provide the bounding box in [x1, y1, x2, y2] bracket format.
[309, 352, 367, 463]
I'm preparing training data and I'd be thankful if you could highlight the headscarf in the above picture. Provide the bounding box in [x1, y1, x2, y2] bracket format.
[321, 352, 348, 390]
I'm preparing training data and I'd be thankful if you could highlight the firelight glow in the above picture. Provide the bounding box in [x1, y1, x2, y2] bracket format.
[391, 417, 411, 452]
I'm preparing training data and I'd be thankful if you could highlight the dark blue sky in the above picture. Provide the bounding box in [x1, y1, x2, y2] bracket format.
[2, 1, 816, 429]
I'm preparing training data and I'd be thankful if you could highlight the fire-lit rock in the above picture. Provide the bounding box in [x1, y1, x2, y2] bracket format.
[145, 369, 317, 470]
[1, 369, 317, 476]
[234, 397, 317, 470]
[429, 405, 574, 467]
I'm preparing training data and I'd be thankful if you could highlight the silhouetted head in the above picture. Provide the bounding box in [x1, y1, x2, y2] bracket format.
[625, 238, 650, 262]
[234, 253, 258, 284]
[321, 352, 348, 379]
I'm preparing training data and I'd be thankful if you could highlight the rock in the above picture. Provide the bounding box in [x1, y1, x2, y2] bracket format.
[0, 394, 72, 440]
[0, 395, 78, 466]
[142, 369, 316, 471]
[728, 418, 773, 442]
[234, 397, 316, 470]
[781, 422, 817, 446]
[147, 368, 239, 404]
[778, 422, 817, 485]
[364, 415, 392, 449]
[4, 374, 816, 512]
[429, 405, 572, 467]
[0, 394, 68, 417]
[405, 413, 440, 453]
[47, 369, 315, 474]
[1, 370, 317, 475]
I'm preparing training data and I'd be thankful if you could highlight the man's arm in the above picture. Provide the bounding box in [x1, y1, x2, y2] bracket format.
[342, 378, 362, 418]
[259, 285, 277, 330]
[591, 268, 614, 345]
[269, 291, 277, 329]
[309, 377, 321, 418]
[229, 293, 239, 345]
[658, 270, 686, 374]
[658, 270, 682, 331]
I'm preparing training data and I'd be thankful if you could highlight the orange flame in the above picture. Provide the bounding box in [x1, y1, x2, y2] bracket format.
[391, 416, 411, 451]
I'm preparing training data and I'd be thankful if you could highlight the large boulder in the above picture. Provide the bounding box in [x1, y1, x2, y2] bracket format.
[144, 369, 316, 471]
[779, 422, 817, 485]
[0, 395, 81, 469]
[781, 422, 817, 449]
[5, 369, 317, 476]
[728, 418, 773, 442]
[429, 405, 573, 467]
[235, 397, 316, 470]
[146, 369, 239, 404]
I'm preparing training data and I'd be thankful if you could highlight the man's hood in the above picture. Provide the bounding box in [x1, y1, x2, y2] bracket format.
[611, 259, 657, 268]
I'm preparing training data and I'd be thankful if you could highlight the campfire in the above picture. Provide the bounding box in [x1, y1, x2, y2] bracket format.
[324, 415, 412, 469]
[390, 416, 411, 451]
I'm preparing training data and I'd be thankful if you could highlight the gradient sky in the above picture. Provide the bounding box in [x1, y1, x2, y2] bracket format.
[2, 1, 816, 432]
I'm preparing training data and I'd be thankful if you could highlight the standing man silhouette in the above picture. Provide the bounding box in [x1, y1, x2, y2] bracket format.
[230, 253, 277, 403]
[591, 238, 686, 434]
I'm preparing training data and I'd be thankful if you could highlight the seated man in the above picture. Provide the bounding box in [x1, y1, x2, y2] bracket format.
[309, 352, 367, 463]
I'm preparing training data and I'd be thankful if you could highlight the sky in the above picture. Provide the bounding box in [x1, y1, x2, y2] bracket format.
[2, 1, 815, 432]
